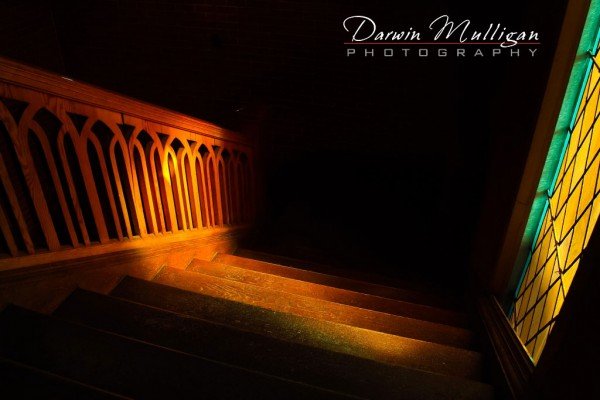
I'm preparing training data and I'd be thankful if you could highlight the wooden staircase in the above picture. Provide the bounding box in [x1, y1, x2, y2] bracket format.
[0, 251, 494, 399]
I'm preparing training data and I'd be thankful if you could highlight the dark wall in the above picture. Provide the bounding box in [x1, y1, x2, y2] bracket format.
[0, 0, 64, 73]
[1, 0, 567, 289]
[469, 1, 568, 289]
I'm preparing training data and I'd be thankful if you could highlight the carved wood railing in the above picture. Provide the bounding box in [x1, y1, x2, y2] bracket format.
[0, 57, 254, 270]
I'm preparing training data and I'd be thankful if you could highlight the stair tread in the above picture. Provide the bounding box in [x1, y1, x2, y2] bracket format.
[153, 266, 474, 349]
[235, 249, 459, 299]
[0, 304, 354, 399]
[189, 258, 469, 328]
[215, 253, 462, 310]
[0, 357, 129, 399]
[55, 288, 487, 388]
[111, 276, 483, 374]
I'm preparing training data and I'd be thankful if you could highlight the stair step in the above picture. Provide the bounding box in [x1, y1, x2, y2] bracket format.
[235, 249, 459, 299]
[0, 305, 356, 399]
[214, 253, 461, 310]
[189, 259, 468, 328]
[0, 357, 129, 399]
[111, 276, 484, 376]
[56, 290, 490, 399]
[153, 266, 474, 349]
[54, 289, 492, 399]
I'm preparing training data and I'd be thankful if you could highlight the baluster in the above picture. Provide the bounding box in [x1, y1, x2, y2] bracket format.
[84, 120, 124, 240]
[0, 102, 35, 254]
[57, 125, 91, 245]
[29, 119, 79, 247]
[177, 148, 195, 229]
[57, 106, 109, 243]
[148, 143, 168, 233]
[132, 139, 157, 235]
[17, 102, 60, 250]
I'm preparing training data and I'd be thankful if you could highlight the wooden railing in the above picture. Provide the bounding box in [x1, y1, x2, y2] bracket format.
[0, 57, 254, 267]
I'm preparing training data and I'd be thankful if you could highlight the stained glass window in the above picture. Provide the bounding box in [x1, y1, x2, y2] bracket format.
[509, 22, 600, 364]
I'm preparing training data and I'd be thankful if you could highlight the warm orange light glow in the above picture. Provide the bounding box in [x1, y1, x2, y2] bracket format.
[0, 56, 255, 267]
[154, 263, 479, 379]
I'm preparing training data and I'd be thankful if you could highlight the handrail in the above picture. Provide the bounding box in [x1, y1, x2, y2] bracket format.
[0, 57, 249, 145]
[0, 57, 255, 266]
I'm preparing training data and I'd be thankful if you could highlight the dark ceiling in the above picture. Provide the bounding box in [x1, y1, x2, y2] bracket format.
[0, 0, 568, 289]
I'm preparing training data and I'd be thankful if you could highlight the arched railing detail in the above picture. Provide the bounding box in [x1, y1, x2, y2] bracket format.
[0, 57, 255, 260]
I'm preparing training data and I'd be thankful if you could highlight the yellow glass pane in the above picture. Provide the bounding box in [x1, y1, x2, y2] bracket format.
[557, 229, 573, 269]
[567, 209, 590, 266]
[539, 277, 562, 330]
[539, 227, 555, 268]
[572, 133, 591, 180]
[531, 325, 551, 362]
[564, 182, 582, 230]
[528, 234, 543, 270]
[556, 163, 574, 227]
[516, 285, 532, 328]
[525, 269, 545, 311]
[588, 132, 600, 171]
[527, 295, 547, 342]
[553, 200, 567, 239]
[550, 181, 562, 211]
[578, 157, 599, 217]
[521, 308, 536, 343]
[558, 158, 575, 198]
